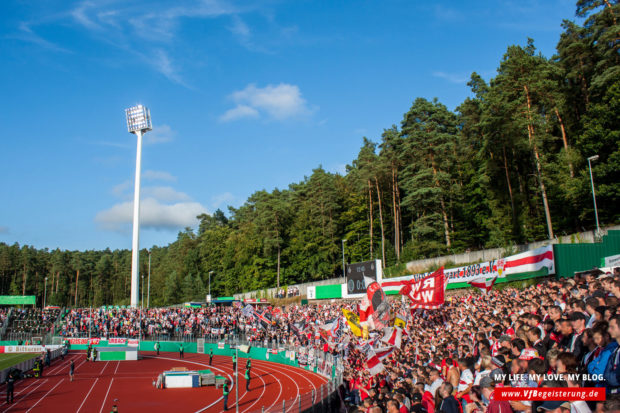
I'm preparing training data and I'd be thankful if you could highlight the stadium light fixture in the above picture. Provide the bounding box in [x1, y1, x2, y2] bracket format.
[587, 155, 600, 237]
[125, 104, 152, 308]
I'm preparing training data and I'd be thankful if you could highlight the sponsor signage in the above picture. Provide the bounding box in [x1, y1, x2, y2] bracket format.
[68, 338, 101, 345]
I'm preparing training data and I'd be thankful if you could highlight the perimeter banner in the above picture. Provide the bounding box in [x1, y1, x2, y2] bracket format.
[382, 245, 554, 292]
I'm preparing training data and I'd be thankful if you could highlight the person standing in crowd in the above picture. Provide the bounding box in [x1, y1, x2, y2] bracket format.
[604, 315, 620, 393]
[69, 359, 75, 382]
[480, 377, 512, 413]
[438, 383, 460, 413]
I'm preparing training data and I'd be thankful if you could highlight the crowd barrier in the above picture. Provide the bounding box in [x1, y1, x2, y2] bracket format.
[0, 345, 64, 383]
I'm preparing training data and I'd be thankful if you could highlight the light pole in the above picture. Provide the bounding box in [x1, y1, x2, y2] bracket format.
[341, 239, 347, 282]
[141, 274, 144, 309]
[43, 277, 48, 308]
[235, 343, 239, 413]
[126, 104, 152, 308]
[147, 250, 151, 308]
[208, 271, 214, 301]
[587, 155, 601, 236]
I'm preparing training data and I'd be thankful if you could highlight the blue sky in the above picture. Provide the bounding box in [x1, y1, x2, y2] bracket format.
[0, 0, 579, 251]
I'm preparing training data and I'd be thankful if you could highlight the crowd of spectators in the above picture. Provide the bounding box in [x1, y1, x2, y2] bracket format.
[342, 268, 620, 413]
[51, 267, 620, 413]
[0, 307, 9, 327]
[59, 307, 240, 339]
[6, 308, 60, 336]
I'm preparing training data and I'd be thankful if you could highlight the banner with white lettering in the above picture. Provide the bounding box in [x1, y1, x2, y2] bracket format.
[399, 267, 446, 309]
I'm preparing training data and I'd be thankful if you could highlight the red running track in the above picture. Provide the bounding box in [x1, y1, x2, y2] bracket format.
[0, 351, 327, 413]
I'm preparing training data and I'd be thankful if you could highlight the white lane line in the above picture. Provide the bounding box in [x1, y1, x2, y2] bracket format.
[26, 378, 64, 412]
[98, 378, 114, 413]
[113, 361, 120, 374]
[249, 359, 325, 412]
[76, 378, 99, 413]
[99, 361, 110, 375]
[4, 379, 48, 412]
[47, 353, 79, 375]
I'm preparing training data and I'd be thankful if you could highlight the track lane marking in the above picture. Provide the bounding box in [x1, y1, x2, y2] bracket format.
[76, 378, 99, 413]
[99, 378, 114, 413]
[25, 378, 64, 412]
[4, 379, 48, 412]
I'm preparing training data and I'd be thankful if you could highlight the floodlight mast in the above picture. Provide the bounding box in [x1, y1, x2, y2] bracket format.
[125, 105, 152, 308]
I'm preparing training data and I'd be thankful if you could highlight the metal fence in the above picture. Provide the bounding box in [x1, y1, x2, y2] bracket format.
[246, 378, 343, 413]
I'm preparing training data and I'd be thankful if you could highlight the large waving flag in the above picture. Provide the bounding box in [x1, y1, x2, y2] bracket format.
[468, 276, 498, 294]
[366, 281, 391, 329]
[360, 343, 385, 376]
[399, 267, 446, 310]
[394, 306, 409, 328]
[375, 346, 396, 361]
[382, 327, 404, 349]
[342, 309, 362, 337]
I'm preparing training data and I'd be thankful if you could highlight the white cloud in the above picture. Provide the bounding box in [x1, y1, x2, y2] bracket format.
[142, 186, 191, 202]
[0, 226, 9, 234]
[11, 22, 72, 53]
[147, 49, 186, 85]
[211, 192, 238, 209]
[221, 83, 316, 122]
[220, 105, 259, 122]
[143, 170, 176, 182]
[95, 198, 207, 231]
[432, 71, 469, 84]
[112, 180, 132, 199]
[145, 124, 176, 145]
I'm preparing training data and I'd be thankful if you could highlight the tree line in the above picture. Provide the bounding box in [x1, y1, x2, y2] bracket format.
[0, 0, 617, 307]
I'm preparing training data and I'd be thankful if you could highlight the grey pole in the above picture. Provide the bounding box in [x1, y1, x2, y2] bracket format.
[341, 239, 347, 282]
[209, 271, 214, 301]
[43, 277, 48, 308]
[587, 155, 600, 236]
[236, 344, 239, 413]
[147, 250, 151, 308]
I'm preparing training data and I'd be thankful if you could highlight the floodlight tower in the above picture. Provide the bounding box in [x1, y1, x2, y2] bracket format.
[125, 104, 152, 308]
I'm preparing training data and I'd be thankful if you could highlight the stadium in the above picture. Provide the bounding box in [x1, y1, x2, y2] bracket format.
[1, 0, 619, 412]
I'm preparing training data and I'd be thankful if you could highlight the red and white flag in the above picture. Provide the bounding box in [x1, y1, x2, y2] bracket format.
[363, 346, 385, 376]
[468, 276, 497, 294]
[382, 327, 403, 349]
[375, 346, 396, 361]
[359, 295, 373, 322]
[399, 267, 446, 310]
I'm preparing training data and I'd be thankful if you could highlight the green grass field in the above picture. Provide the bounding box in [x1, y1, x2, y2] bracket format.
[0, 353, 39, 370]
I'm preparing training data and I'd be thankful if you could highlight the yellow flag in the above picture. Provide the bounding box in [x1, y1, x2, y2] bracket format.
[394, 317, 406, 328]
[342, 309, 362, 337]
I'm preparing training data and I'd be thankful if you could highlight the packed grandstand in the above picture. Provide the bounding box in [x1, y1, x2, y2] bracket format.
[2, 265, 620, 413]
